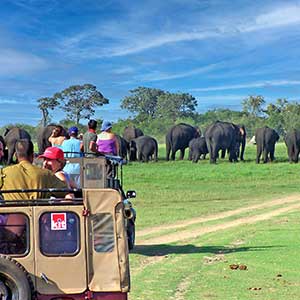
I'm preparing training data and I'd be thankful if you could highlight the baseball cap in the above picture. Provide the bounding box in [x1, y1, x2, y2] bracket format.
[101, 120, 112, 131]
[68, 126, 78, 135]
[38, 147, 64, 160]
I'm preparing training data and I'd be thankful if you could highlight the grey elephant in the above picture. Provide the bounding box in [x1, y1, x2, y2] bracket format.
[204, 121, 246, 164]
[188, 137, 208, 163]
[284, 129, 300, 163]
[115, 134, 128, 159]
[166, 123, 201, 161]
[221, 124, 247, 161]
[37, 124, 68, 154]
[255, 126, 279, 163]
[3, 127, 31, 164]
[122, 126, 144, 143]
[129, 136, 158, 162]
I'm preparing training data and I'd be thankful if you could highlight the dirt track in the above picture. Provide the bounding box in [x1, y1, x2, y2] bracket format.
[133, 194, 300, 275]
[136, 194, 300, 245]
[131, 194, 300, 299]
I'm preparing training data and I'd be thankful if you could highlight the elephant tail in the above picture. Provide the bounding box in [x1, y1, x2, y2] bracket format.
[290, 131, 297, 160]
[154, 139, 158, 161]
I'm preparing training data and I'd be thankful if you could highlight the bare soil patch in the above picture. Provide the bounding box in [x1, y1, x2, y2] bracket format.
[132, 194, 300, 278]
[137, 194, 300, 239]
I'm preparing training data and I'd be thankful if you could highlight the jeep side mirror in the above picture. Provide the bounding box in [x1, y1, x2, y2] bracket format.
[126, 190, 136, 199]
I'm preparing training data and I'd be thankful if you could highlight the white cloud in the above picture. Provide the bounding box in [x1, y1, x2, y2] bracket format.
[0, 49, 47, 77]
[191, 80, 300, 92]
[139, 63, 222, 82]
[254, 4, 300, 29]
[0, 98, 19, 104]
[111, 66, 136, 75]
[56, 3, 300, 60]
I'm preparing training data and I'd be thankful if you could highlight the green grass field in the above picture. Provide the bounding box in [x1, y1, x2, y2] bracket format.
[123, 143, 299, 229]
[123, 143, 300, 300]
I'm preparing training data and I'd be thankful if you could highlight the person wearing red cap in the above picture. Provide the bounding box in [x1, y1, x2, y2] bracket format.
[39, 147, 76, 189]
[0, 139, 69, 201]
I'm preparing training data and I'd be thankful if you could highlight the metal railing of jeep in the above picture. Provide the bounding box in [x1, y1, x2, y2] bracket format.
[64, 153, 126, 193]
[0, 188, 83, 207]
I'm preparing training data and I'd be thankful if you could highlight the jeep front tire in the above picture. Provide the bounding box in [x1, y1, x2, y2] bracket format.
[0, 255, 33, 300]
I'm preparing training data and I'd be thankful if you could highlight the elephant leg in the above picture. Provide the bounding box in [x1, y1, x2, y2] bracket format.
[256, 147, 262, 164]
[209, 150, 215, 163]
[221, 149, 226, 159]
[179, 149, 185, 160]
[294, 147, 300, 163]
[210, 145, 217, 164]
[154, 148, 158, 162]
[188, 149, 192, 160]
[263, 147, 269, 163]
[269, 145, 275, 162]
[171, 149, 176, 160]
[229, 148, 237, 163]
[193, 152, 200, 163]
[166, 144, 171, 161]
[138, 151, 143, 162]
[144, 152, 149, 163]
[289, 145, 295, 162]
[287, 146, 292, 163]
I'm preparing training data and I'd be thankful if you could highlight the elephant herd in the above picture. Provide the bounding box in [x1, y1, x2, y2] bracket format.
[0, 125, 158, 165]
[166, 122, 281, 164]
[1, 122, 300, 165]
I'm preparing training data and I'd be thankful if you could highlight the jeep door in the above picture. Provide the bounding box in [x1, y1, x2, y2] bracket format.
[33, 204, 87, 295]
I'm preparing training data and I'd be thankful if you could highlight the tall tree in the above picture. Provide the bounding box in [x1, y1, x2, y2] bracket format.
[242, 95, 265, 117]
[156, 92, 197, 123]
[281, 101, 300, 132]
[120, 87, 164, 121]
[53, 84, 109, 125]
[37, 97, 59, 126]
[264, 100, 285, 134]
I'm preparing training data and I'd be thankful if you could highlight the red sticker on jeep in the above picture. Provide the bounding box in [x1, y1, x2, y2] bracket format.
[51, 213, 67, 230]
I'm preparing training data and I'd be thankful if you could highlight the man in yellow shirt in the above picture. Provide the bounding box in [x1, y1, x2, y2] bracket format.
[0, 139, 68, 201]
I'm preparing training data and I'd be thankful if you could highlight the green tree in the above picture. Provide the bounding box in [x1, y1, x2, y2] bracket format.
[242, 95, 265, 117]
[156, 92, 197, 123]
[264, 100, 285, 134]
[281, 101, 300, 132]
[120, 87, 164, 121]
[37, 97, 59, 126]
[53, 84, 109, 125]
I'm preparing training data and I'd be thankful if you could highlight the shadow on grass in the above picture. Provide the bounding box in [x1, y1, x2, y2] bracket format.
[132, 244, 283, 256]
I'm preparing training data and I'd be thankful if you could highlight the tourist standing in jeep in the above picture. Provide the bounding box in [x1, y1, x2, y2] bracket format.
[81, 119, 98, 157]
[0, 139, 69, 200]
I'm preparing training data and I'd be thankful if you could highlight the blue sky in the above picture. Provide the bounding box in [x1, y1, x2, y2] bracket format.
[1, 0, 300, 126]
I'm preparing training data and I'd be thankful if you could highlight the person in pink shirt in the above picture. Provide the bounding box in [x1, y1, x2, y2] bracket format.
[97, 121, 119, 155]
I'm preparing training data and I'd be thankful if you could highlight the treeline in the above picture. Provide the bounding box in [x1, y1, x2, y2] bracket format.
[1, 86, 300, 143]
[115, 90, 300, 142]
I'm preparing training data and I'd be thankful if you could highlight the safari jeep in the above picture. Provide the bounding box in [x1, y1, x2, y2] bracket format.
[0, 155, 135, 300]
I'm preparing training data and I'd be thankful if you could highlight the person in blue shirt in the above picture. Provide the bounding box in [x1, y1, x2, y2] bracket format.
[62, 127, 82, 158]
[61, 127, 82, 187]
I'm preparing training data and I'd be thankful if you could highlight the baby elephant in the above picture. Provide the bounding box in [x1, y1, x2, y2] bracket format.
[129, 136, 158, 162]
[188, 137, 208, 163]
